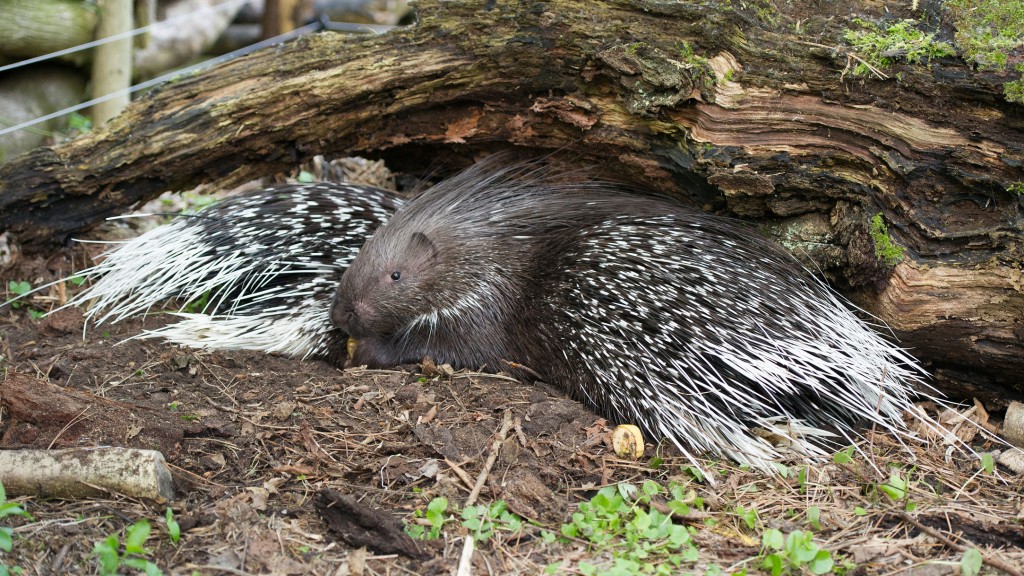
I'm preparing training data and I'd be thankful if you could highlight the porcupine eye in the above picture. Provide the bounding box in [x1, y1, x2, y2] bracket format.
[391, 271, 401, 281]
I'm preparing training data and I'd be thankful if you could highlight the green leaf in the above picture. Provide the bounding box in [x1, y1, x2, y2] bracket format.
[792, 542, 819, 563]
[617, 482, 638, 502]
[833, 446, 855, 464]
[735, 505, 757, 530]
[0, 526, 12, 552]
[961, 548, 983, 576]
[124, 520, 151, 554]
[668, 524, 690, 546]
[761, 553, 783, 576]
[0, 502, 26, 521]
[980, 453, 995, 474]
[762, 528, 784, 551]
[405, 523, 425, 539]
[165, 508, 180, 544]
[879, 471, 908, 501]
[427, 496, 448, 515]
[854, 506, 867, 516]
[7, 281, 30, 296]
[68, 112, 92, 133]
[807, 506, 821, 530]
[683, 466, 705, 483]
[641, 479, 662, 496]
[809, 550, 834, 574]
[93, 535, 120, 576]
[667, 500, 691, 516]
[123, 557, 163, 576]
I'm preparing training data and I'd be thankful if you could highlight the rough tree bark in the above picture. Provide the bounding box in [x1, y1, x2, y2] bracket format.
[0, 0, 1021, 401]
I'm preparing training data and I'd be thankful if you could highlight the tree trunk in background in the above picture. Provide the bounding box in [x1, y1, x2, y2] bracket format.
[0, 0, 1021, 402]
[91, 0, 134, 126]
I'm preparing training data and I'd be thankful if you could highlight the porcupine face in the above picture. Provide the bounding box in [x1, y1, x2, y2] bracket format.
[331, 227, 444, 365]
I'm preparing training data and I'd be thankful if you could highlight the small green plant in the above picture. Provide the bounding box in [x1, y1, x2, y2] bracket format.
[945, 0, 1024, 104]
[960, 547, 983, 576]
[945, 0, 1024, 71]
[5, 281, 30, 309]
[843, 19, 955, 76]
[980, 453, 995, 474]
[869, 213, 905, 266]
[681, 465, 706, 483]
[772, 462, 792, 478]
[5, 281, 45, 320]
[405, 496, 449, 540]
[734, 505, 759, 530]
[833, 446, 856, 465]
[164, 508, 180, 545]
[1008, 181, 1024, 195]
[561, 481, 699, 574]
[759, 529, 834, 576]
[93, 519, 161, 576]
[806, 506, 822, 530]
[1004, 65, 1024, 104]
[877, 468, 917, 511]
[0, 481, 31, 576]
[183, 291, 211, 314]
[67, 112, 92, 133]
[877, 469, 908, 501]
[461, 500, 522, 541]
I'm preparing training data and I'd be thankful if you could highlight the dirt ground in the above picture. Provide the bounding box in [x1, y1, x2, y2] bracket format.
[2, 256, 1023, 576]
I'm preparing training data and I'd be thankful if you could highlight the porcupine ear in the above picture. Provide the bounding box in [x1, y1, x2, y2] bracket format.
[408, 232, 440, 262]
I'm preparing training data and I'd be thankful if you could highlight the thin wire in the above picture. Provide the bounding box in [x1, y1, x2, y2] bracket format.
[0, 21, 323, 138]
[0, 0, 247, 75]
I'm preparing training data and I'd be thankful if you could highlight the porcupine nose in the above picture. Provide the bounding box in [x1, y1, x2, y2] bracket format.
[329, 291, 354, 332]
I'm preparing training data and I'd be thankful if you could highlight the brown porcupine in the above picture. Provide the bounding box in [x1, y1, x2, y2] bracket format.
[330, 159, 948, 470]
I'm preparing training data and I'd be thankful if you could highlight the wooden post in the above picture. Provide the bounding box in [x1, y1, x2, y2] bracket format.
[261, 0, 302, 39]
[91, 0, 133, 126]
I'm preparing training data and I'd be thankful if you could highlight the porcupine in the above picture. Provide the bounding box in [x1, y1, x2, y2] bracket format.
[331, 159, 949, 470]
[64, 182, 402, 361]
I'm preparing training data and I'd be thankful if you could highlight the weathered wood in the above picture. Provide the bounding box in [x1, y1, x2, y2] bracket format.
[0, 0, 1021, 398]
[0, 0, 98, 62]
[315, 489, 431, 559]
[0, 447, 174, 503]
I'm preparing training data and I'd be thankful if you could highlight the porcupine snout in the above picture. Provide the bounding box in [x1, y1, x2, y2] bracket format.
[329, 289, 356, 333]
